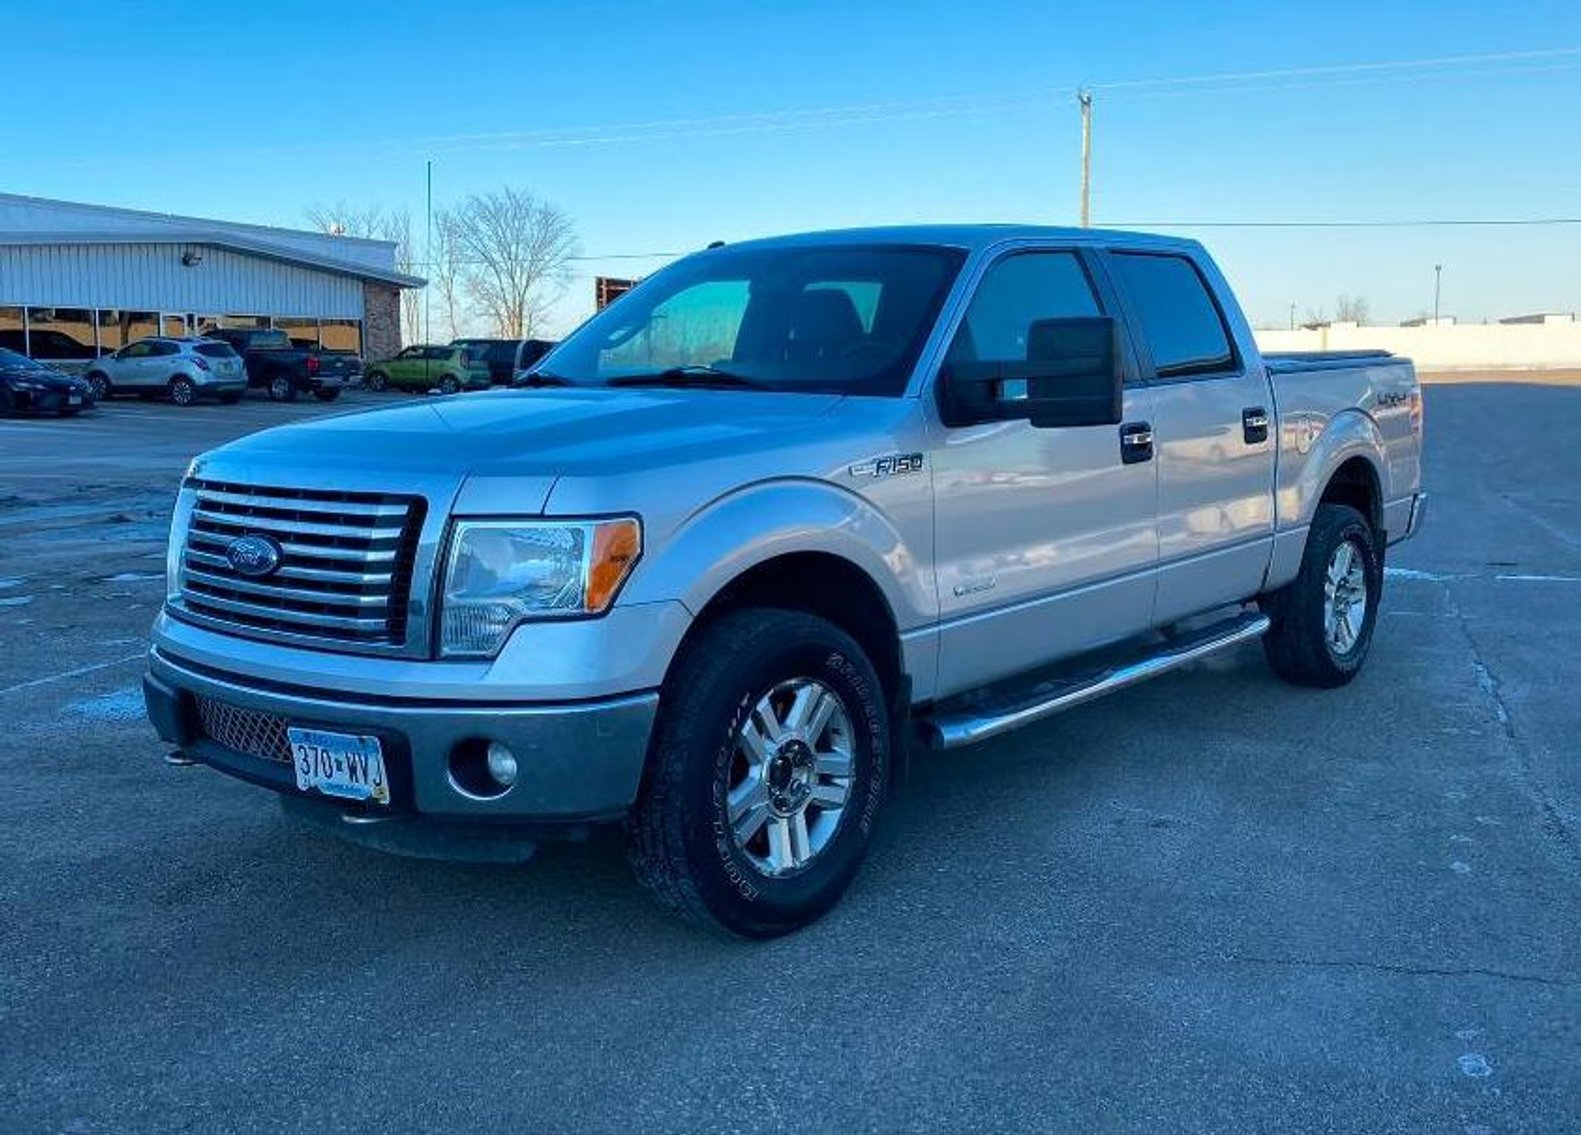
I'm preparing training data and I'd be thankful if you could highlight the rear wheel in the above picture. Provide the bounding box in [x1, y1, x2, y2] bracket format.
[85, 371, 111, 401]
[365, 370, 389, 392]
[439, 375, 460, 395]
[1260, 503, 1383, 688]
[267, 373, 297, 402]
[168, 377, 196, 407]
[629, 608, 891, 938]
[313, 388, 341, 402]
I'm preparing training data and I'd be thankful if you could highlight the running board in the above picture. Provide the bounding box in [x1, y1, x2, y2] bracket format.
[921, 611, 1271, 750]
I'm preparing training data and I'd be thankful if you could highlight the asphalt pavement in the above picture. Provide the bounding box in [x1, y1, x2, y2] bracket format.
[1, 379, 1577, 1133]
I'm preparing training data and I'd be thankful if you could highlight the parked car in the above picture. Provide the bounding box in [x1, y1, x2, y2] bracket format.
[145, 225, 1426, 938]
[202, 327, 360, 403]
[451, 337, 557, 385]
[0, 347, 95, 415]
[83, 337, 248, 406]
[363, 344, 490, 393]
[0, 329, 104, 362]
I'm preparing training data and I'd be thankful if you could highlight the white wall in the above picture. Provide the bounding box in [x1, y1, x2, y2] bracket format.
[0, 243, 363, 318]
[1256, 320, 1581, 370]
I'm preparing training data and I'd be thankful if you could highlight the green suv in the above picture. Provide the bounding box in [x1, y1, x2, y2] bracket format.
[364, 345, 491, 394]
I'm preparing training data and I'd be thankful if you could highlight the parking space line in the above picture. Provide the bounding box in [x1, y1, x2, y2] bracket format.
[0, 652, 145, 696]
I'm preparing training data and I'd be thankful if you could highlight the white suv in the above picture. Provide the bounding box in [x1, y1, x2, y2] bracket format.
[84, 337, 248, 406]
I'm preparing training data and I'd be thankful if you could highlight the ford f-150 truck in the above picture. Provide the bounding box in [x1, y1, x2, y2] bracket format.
[143, 226, 1425, 937]
[202, 327, 360, 403]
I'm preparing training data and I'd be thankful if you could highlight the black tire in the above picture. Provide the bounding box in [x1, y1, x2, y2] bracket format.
[267, 373, 297, 402]
[313, 388, 341, 402]
[1260, 503, 1383, 688]
[217, 391, 242, 405]
[365, 371, 388, 393]
[629, 608, 891, 938]
[168, 377, 196, 407]
[439, 375, 460, 395]
[85, 371, 111, 401]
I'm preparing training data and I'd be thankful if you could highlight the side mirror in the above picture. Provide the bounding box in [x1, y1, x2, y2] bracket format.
[939, 316, 1123, 429]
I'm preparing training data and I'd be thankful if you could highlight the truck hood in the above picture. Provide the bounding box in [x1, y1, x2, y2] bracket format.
[192, 387, 846, 511]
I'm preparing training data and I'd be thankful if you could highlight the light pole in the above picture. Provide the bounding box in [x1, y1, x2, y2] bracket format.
[1078, 89, 1093, 228]
[1433, 263, 1442, 324]
[1289, 302, 1296, 330]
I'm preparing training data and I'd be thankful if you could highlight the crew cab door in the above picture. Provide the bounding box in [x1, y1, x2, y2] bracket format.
[1103, 249, 1276, 624]
[929, 247, 1159, 698]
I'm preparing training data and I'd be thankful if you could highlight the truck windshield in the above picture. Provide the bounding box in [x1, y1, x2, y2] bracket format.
[541, 243, 966, 395]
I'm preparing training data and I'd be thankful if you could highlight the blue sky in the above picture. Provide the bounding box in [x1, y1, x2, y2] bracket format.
[6, 0, 1580, 331]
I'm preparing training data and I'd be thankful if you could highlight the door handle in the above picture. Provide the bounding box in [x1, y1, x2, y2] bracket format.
[1242, 407, 1270, 444]
[1120, 421, 1154, 464]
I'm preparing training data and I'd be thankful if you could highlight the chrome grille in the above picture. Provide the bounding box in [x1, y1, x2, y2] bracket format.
[195, 697, 291, 764]
[178, 478, 425, 650]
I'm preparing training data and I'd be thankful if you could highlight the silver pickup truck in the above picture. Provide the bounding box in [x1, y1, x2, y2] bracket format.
[143, 225, 1425, 936]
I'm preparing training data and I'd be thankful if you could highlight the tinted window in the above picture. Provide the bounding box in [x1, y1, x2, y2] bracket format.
[948, 251, 1101, 363]
[547, 244, 966, 395]
[150, 341, 180, 357]
[1110, 252, 1235, 377]
[195, 342, 238, 358]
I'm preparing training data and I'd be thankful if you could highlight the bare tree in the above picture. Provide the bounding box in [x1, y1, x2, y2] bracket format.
[1334, 294, 1371, 324]
[305, 202, 421, 343]
[304, 201, 389, 240]
[430, 209, 468, 341]
[449, 188, 579, 338]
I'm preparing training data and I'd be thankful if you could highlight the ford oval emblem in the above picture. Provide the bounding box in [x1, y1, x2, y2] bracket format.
[226, 534, 282, 578]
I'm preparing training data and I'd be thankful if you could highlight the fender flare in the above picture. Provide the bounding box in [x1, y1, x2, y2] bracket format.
[623, 477, 933, 632]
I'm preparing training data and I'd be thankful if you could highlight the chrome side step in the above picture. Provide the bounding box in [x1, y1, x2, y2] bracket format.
[921, 611, 1271, 750]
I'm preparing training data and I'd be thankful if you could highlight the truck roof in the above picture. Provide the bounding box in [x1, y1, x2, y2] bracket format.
[717, 224, 1205, 255]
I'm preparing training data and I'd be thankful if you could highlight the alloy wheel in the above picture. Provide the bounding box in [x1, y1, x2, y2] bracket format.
[1323, 539, 1370, 656]
[726, 678, 855, 877]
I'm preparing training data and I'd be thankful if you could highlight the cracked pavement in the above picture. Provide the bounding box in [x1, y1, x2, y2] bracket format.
[1, 379, 1578, 1132]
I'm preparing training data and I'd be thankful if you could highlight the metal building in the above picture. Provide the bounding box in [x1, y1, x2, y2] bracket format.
[0, 193, 423, 368]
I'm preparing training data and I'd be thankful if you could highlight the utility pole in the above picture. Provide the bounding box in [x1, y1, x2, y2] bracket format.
[425, 160, 433, 346]
[1433, 263, 1443, 324]
[1078, 89, 1093, 228]
[1290, 302, 1297, 330]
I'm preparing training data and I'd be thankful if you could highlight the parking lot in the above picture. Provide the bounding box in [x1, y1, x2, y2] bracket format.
[2, 379, 1578, 1132]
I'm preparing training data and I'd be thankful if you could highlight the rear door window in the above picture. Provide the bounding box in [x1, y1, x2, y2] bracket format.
[1109, 252, 1236, 378]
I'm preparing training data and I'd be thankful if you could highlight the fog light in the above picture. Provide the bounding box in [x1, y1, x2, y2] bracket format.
[486, 742, 519, 788]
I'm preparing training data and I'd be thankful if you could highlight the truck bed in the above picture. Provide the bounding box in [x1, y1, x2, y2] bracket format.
[1263, 349, 1404, 375]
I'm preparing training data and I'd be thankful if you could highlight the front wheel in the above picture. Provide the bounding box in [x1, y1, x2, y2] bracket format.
[85, 371, 110, 401]
[628, 608, 891, 938]
[1260, 503, 1383, 688]
[168, 377, 196, 407]
[365, 371, 388, 392]
[267, 374, 297, 402]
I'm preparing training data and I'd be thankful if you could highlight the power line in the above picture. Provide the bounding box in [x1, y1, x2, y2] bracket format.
[159, 46, 1581, 164]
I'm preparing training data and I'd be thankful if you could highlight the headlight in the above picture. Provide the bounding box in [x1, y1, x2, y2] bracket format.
[166, 486, 198, 604]
[440, 518, 641, 657]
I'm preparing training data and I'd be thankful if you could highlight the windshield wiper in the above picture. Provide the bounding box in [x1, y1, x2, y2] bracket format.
[607, 364, 767, 390]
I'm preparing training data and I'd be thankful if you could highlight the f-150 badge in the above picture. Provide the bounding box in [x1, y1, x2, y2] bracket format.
[849, 453, 924, 478]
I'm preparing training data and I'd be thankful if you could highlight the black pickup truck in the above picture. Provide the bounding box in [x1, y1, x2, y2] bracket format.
[202, 328, 361, 402]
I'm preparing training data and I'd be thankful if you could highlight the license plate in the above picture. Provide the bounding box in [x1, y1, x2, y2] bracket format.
[287, 727, 389, 805]
[69, 394, 82, 404]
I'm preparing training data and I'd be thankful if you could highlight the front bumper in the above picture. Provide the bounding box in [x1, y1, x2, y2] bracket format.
[8, 386, 93, 412]
[144, 646, 658, 824]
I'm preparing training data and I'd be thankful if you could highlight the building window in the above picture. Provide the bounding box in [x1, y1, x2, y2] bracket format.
[23, 307, 98, 361]
[320, 319, 362, 354]
[99, 311, 160, 352]
[0, 307, 23, 355]
[275, 318, 322, 348]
